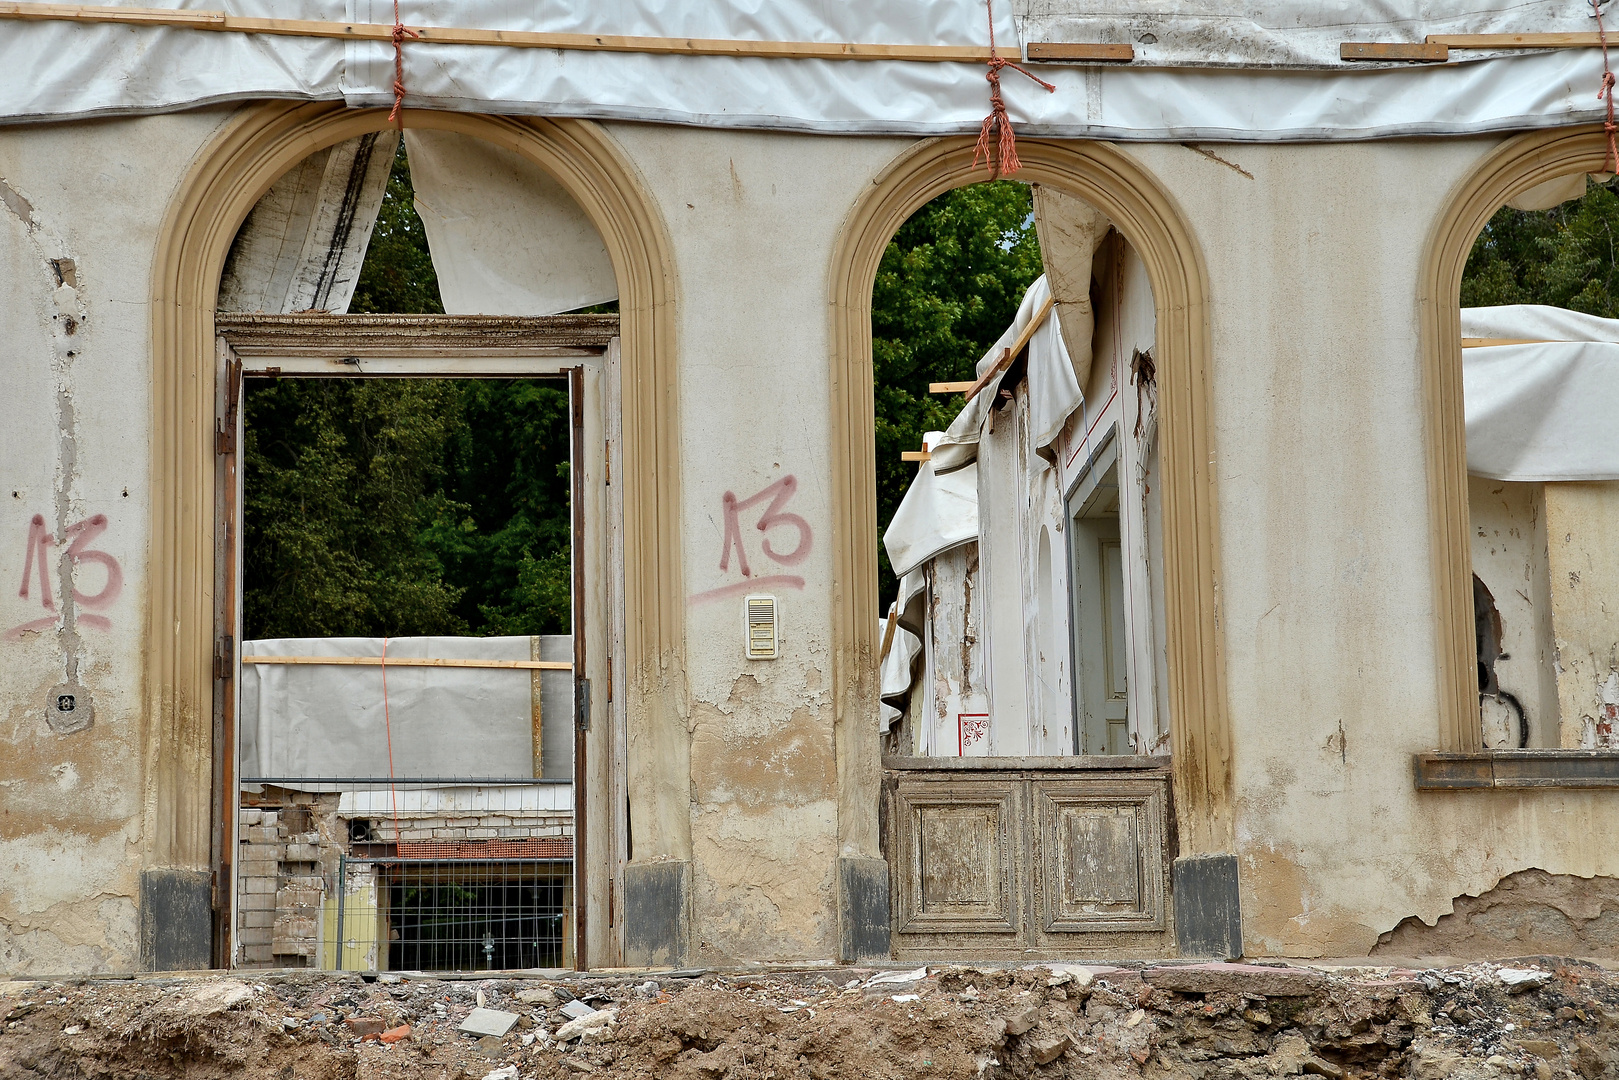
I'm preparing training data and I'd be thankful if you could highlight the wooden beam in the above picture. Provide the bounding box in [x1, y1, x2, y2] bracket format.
[963, 294, 1055, 403]
[0, 2, 1024, 62]
[1428, 32, 1607, 49]
[1461, 337, 1553, 348]
[878, 606, 899, 664]
[928, 380, 976, 394]
[242, 655, 574, 671]
[1340, 42, 1449, 61]
[900, 451, 931, 462]
[1025, 42, 1134, 63]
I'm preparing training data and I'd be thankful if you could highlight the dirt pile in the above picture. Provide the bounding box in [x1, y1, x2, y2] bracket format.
[4, 959, 1619, 1079]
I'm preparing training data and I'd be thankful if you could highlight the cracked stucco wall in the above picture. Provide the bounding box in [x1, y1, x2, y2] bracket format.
[0, 109, 233, 974]
[604, 126, 912, 962]
[1127, 135, 1619, 958]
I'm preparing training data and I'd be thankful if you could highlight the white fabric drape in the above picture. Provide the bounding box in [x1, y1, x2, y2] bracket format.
[403, 129, 617, 315]
[218, 131, 398, 314]
[884, 432, 979, 580]
[1461, 305, 1619, 482]
[931, 276, 1086, 473]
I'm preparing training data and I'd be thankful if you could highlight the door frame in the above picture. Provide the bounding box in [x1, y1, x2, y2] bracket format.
[211, 313, 623, 971]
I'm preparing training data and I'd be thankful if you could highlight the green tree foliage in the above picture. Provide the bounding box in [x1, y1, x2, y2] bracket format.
[243, 378, 468, 638]
[242, 143, 572, 640]
[1462, 177, 1619, 315]
[349, 139, 444, 316]
[872, 180, 1043, 606]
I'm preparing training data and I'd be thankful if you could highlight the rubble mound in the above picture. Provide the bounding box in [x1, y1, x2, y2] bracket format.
[4, 959, 1619, 1079]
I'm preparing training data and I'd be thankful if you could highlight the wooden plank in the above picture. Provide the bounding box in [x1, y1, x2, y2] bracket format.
[1340, 42, 1449, 61]
[964, 294, 1055, 403]
[878, 605, 899, 663]
[1025, 42, 1134, 62]
[241, 655, 573, 670]
[928, 381, 976, 394]
[0, 2, 1020, 62]
[901, 450, 931, 462]
[1429, 32, 1606, 49]
[531, 636, 545, 778]
[1461, 337, 1552, 348]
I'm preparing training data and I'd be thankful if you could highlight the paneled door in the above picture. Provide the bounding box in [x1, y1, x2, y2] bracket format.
[886, 761, 1171, 960]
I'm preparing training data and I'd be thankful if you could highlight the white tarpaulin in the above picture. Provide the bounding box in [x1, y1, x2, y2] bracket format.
[1461, 304, 1619, 482]
[1018, 0, 1609, 69]
[931, 276, 1084, 473]
[884, 432, 979, 580]
[218, 130, 398, 314]
[403, 128, 617, 315]
[879, 616, 922, 732]
[240, 635, 568, 779]
[1, 2, 1618, 140]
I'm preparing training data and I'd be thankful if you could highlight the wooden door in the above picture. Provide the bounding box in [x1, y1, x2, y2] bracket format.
[886, 762, 1171, 961]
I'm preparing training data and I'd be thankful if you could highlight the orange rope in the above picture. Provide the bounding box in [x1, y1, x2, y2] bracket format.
[381, 636, 402, 848]
[1597, 0, 1619, 174]
[388, 0, 419, 129]
[973, 0, 1055, 179]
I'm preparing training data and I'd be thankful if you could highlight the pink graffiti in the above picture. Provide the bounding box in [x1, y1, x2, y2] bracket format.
[691, 475, 812, 606]
[5, 512, 122, 640]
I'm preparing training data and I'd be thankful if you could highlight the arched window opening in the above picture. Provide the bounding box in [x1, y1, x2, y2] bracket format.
[1459, 174, 1619, 751]
[874, 181, 1167, 761]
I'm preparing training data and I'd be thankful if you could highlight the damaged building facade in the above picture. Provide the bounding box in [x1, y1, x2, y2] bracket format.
[4, 0, 1619, 975]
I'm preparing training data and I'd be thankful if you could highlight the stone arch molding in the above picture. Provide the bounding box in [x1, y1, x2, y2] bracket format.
[827, 137, 1233, 857]
[1420, 124, 1612, 752]
[146, 104, 686, 918]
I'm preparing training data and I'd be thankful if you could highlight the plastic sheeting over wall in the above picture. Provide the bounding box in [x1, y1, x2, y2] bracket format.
[1, 2, 1617, 140]
[240, 635, 574, 780]
[1015, 0, 1605, 69]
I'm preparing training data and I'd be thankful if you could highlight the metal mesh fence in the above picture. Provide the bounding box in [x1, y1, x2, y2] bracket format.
[235, 777, 573, 972]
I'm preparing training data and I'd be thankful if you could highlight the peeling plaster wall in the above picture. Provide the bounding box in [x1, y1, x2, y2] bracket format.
[0, 110, 232, 974]
[1130, 136, 1619, 958]
[1544, 482, 1619, 748]
[1468, 477, 1558, 747]
[601, 125, 911, 963]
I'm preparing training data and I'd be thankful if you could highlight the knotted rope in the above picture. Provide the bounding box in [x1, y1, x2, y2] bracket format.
[388, 0, 419, 129]
[1597, 0, 1619, 174]
[974, 0, 1056, 179]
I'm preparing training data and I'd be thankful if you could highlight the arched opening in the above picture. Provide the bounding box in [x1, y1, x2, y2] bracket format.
[1421, 126, 1619, 762]
[828, 137, 1226, 960]
[216, 126, 626, 972]
[145, 103, 682, 971]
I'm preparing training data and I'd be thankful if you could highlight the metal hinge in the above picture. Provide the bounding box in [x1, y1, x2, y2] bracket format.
[604, 440, 611, 486]
[215, 418, 235, 455]
[575, 678, 591, 732]
[606, 656, 613, 702]
[214, 635, 234, 680]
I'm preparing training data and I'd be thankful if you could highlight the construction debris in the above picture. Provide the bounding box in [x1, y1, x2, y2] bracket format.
[6, 960, 1619, 1077]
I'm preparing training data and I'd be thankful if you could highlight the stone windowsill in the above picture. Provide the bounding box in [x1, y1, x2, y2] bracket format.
[1415, 750, 1619, 789]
